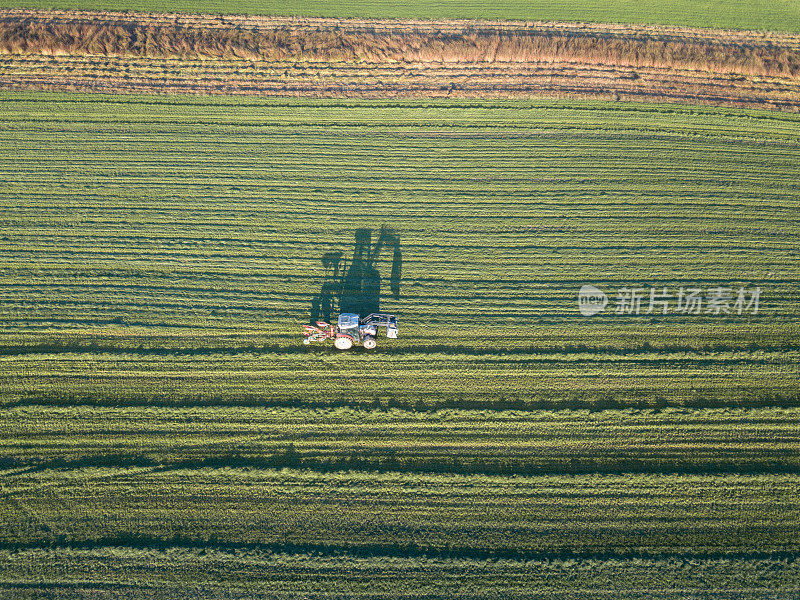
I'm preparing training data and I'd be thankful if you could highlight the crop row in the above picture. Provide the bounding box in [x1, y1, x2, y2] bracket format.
[1, 349, 797, 409]
[0, 547, 796, 599]
[1, 406, 798, 474]
[0, 467, 797, 556]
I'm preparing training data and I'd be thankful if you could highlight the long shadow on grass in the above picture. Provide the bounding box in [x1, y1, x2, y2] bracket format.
[310, 226, 401, 324]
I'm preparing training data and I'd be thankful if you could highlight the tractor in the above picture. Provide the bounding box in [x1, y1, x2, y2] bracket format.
[305, 225, 401, 350]
[303, 312, 398, 350]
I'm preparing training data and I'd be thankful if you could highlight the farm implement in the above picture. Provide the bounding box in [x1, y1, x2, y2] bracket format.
[306, 225, 401, 350]
[303, 312, 398, 350]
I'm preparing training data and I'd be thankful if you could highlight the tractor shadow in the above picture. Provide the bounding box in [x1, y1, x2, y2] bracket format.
[310, 226, 401, 324]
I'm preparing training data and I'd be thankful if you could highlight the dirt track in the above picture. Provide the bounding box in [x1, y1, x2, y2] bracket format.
[1, 9, 799, 109]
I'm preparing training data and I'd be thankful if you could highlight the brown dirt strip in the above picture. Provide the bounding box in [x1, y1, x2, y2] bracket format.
[1, 9, 800, 110]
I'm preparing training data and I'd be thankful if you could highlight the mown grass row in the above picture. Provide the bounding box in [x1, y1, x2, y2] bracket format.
[1, 467, 797, 556]
[0, 547, 796, 599]
[1, 349, 798, 409]
[1, 406, 797, 474]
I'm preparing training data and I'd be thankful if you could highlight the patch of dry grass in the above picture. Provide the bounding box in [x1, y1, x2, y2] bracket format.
[1, 10, 799, 109]
[2, 11, 800, 77]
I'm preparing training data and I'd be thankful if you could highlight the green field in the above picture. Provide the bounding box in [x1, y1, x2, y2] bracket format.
[1, 0, 800, 33]
[0, 92, 798, 596]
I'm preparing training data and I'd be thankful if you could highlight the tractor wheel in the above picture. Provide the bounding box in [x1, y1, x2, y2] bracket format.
[362, 335, 377, 350]
[334, 335, 353, 350]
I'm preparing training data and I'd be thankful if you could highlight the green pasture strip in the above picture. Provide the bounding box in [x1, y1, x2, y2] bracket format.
[0, 92, 798, 408]
[1, 406, 798, 473]
[0, 350, 797, 409]
[0, 548, 796, 599]
[0, 92, 798, 594]
[0, 0, 799, 33]
[0, 322, 798, 352]
[0, 468, 797, 555]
